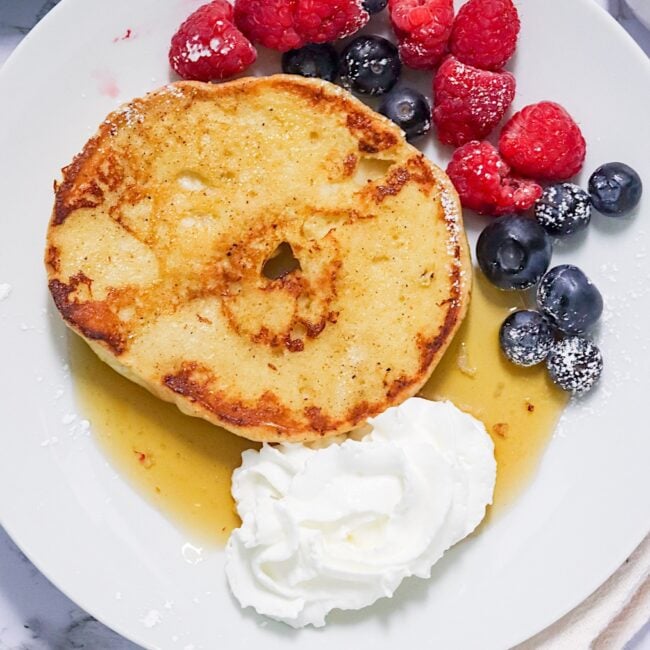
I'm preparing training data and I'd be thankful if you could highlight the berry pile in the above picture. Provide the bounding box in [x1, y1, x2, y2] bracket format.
[166, 0, 644, 395]
[475, 211, 606, 393]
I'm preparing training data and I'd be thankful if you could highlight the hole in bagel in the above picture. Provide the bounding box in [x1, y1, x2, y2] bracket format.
[262, 242, 301, 280]
[355, 157, 395, 184]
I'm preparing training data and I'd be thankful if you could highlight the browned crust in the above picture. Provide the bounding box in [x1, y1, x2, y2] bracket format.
[163, 361, 300, 432]
[49, 273, 125, 354]
[46, 75, 471, 443]
[346, 112, 398, 154]
[343, 153, 358, 177]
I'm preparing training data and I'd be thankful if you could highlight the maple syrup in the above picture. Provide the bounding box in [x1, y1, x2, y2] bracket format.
[69, 273, 567, 542]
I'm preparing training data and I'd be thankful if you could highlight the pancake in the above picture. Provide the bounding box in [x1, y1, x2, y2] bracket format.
[45, 75, 471, 442]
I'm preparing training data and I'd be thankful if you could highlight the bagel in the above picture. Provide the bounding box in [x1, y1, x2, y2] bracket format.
[45, 75, 470, 442]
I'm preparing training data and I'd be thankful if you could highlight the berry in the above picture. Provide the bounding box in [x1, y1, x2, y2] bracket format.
[588, 162, 643, 217]
[169, 0, 257, 82]
[499, 102, 587, 181]
[546, 336, 603, 394]
[378, 87, 431, 140]
[537, 265, 603, 335]
[234, 0, 369, 52]
[364, 0, 388, 13]
[433, 55, 515, 147]
[446, 141, 543, 216]
[340, 36, 401, 96]
[499, 310, 555, 367]
[535, 183, 592, 237]
[476, 215, 552, 290]
[388, 0, 454, 70]
[282, 44, 339, 81]
[450, 0, 520, 71]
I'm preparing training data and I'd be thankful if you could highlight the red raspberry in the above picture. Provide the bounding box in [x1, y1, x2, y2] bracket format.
[433, 55, 515, 147]
[169, 0, 257, 81]
[450, 0, 520, 71]
[234, 0, 369, 53]
[388, 0, 454, 70]
[447, 141, 542, 216]
[499, 102, 587, 181]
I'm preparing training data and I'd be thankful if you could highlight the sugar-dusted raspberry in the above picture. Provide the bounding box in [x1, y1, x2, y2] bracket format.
[169, 0, 257, 81]
[447, 141, 542, 216]
[499, 102, 587, 181]
[450, 0, 520, 71]
[388, 0, 454, 70]
[433, 55, 515, 147]
[234, 0, 369, 53]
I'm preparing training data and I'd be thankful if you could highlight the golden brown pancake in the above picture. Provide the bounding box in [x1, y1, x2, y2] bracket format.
[45, 75, 471, 442]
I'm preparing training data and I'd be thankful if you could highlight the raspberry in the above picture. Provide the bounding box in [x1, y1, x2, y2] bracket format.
[499, 102, 587, 181]
[169, 0, 257, 81]
[449, 0, 520, 71]
[433, 55, 515, 147]
[447, 141, 542, 216]
[388, 0, 454, 70]
[234, 0, 369, 52]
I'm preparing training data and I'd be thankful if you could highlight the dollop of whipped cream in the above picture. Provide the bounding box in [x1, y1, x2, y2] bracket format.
[225, 398, 496, 628]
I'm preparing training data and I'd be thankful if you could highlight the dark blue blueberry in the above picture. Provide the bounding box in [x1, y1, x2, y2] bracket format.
[378, 87, 431, 140]
[363, 0, 388, 13]
[281, 44, 339, 82]
[588, 162, 642, 216]
[499, 310, 555, 367]
[537, 265, 603, 334]
[546, 336, 603, 393]
[535, 183, 591, 236]
[476, 215, 553, 290]
[340, 36, 401, 96]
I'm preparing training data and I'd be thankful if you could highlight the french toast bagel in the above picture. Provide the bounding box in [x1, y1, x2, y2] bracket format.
[46, 76, 471, 442]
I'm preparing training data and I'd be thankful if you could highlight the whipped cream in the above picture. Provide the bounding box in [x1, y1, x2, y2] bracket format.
[225, 398, 496, 628]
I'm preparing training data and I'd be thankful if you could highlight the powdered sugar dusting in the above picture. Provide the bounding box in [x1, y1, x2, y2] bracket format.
[140, 609, 162, 628]
[116, 103, 145, 128]
[181, 34, 212, 63]
[439, 186, 468, 300]
[0, 283, 11, 301]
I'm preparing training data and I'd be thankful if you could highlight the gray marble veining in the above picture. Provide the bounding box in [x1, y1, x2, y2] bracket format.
[0, 0, 648, 648]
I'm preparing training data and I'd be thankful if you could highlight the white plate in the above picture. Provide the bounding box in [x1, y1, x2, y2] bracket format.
[0, 1, 649, 648]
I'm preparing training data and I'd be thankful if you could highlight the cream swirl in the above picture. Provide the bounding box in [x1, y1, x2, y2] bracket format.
[225, 398, 496, 628]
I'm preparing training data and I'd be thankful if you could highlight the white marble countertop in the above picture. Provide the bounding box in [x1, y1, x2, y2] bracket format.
[0, 1, 649, 648]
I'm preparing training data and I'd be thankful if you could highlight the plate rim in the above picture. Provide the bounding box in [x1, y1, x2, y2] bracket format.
[0, 1, 649, 648]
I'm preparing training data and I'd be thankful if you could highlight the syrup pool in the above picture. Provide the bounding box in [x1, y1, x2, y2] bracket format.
[70, 272, 568, 543]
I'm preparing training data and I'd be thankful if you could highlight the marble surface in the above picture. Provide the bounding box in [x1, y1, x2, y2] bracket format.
[0, 1, 648, 648]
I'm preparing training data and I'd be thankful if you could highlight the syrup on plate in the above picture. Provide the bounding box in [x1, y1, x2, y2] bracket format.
[70, 272, 567, 543]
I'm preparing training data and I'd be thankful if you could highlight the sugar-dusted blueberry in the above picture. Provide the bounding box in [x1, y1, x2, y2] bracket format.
[537, 264, 603, 335]
[378, 87, 431, 140]
[499, 310, 555, 367]
[340, 36, 401, 96]
[588, 162, 642, 216]
[476, 215, 553, 290]
[535, 183, 591, 236]
[281, 44, 339, 82]
[546, 336, 603, 393]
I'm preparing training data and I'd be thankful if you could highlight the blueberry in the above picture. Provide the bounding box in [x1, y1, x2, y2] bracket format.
[340, 36, 401, 96]
[588, 162, 642, 216]
[476, 215, 553, 290]
[378, 87, 431, 140]
[537, 265, 603, 334]
[363, 0, 388, 13]
[281, 44, 339, 82]
[535, 183, 591, 236]
[499, 310, 555, 367]
[546, 336, 603, 393]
